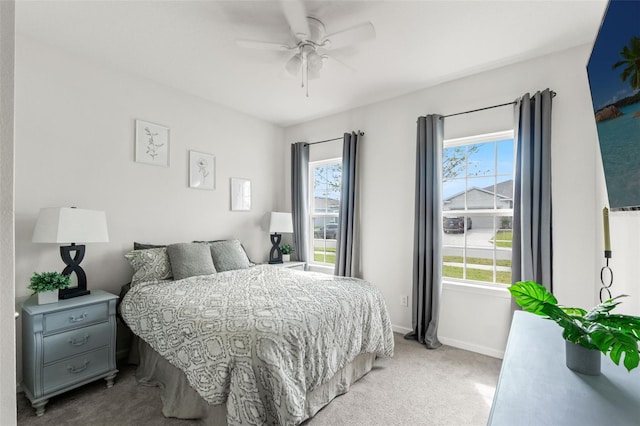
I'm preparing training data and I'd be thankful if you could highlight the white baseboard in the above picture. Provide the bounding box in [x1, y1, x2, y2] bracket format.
[438, 335, 504, 359]
[393, 324, 504, 359]
[391, 324, 412, 335]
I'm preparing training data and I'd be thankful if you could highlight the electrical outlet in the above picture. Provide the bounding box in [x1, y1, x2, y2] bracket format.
[401, 295, 409, 307]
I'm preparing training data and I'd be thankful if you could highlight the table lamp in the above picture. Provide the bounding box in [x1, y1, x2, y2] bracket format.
[268, 212, 293, 264]
[32, 207, 109, 299]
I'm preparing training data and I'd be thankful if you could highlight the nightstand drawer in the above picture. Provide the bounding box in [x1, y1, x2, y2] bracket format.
[43, 322, 111, 364]
[43, 346, 110, 394]
[43, 302, 108, 335]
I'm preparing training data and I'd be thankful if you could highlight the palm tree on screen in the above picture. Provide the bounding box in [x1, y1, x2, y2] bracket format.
[613, 36, 640, 90]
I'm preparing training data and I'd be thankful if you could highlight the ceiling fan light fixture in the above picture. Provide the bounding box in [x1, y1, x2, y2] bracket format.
[285, 53, 302, 76]
[306, 50, 323, 73]
[236, 4, 374, 97]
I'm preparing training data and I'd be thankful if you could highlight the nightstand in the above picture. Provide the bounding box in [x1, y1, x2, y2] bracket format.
[273, 261, 306, 271]
[21, 290, 119, 416]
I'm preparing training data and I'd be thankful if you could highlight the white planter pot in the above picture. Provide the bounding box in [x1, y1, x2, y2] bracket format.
[37, 290, 58, 305]
[282, 254, 291, 262]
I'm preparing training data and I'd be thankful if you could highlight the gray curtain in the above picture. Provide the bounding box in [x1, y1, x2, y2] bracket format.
[335, 132, 360, 277]
[512, 89, 553, 291]
[291, 142, 309, 262]
[405, 115, 443, 349]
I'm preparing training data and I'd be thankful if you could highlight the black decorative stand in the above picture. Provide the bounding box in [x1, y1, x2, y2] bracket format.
[599, 250, 613, 303]
[59, 243, 91, 299]
[268, 233, 283, 264]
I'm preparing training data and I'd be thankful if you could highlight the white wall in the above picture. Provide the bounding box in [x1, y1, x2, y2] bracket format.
[604, 211, 640, 316]
[0, 1, 17, 422]
[284, 44, 611, 358]
[14, 36, 284, 379]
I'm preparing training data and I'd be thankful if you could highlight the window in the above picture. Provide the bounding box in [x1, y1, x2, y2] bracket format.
[309, 159, 342, 266]
[442, 130, 514, 286]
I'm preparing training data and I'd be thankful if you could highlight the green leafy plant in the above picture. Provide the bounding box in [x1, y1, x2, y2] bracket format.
[281, 244, 294, 255]
[509, 281, 640, 371]
[28, 272, 71, 294]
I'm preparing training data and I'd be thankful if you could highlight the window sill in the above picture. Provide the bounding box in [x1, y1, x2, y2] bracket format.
[442, 280, 511, 299]
[307, 264, 335, 275]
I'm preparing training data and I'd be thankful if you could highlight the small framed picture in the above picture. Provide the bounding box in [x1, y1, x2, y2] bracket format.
[230, 178, 251, 211]
[189, 150, 216, 190]
[135, 120, 169, 167]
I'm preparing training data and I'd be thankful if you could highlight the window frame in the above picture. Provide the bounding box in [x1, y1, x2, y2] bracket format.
[442, 130, 515, 288]
[308, 157, 342, 267]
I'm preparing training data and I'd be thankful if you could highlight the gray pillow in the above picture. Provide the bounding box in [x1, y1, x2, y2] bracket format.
[166, 243, 217, 280]
[208, 240, 252, 272]
[134, 242, 166, 250]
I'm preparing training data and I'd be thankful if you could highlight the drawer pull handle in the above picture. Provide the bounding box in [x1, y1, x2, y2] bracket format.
[68, 334, 89, 346]
[67, 360, 89, 374]
[69, 312, 88, 323]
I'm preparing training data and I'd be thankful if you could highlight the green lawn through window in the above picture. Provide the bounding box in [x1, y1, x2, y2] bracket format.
[314, 246, 336, 264]
[490, 230, 513, 248]
[444, 229, 513, 284]
[443, 256, 511, 268]
[443, 265, 512, 284]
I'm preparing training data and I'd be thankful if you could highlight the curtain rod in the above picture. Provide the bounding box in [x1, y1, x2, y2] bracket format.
[294, 131, 365, 146]
[440, 90, 557, 119]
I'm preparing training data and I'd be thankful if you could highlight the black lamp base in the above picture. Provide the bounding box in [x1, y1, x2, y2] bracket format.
[268, 233, 283, 264]
[60, 288, 91, 299]
[59, 243, 90, 299]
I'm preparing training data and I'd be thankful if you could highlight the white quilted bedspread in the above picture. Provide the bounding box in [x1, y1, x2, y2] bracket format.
[121, 265, 394, 425]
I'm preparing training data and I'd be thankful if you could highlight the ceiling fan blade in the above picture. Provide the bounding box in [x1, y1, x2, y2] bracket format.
[236, 39, 294, 51]
[323, 22, 375, 50]
[280, 0, 310, 40]
[324, 54, 356, 73]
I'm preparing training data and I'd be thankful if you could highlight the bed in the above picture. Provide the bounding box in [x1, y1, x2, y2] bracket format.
[120, 241, 394, 425]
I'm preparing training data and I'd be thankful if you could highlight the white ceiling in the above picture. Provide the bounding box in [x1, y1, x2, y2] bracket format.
[16, 0, 608, 127]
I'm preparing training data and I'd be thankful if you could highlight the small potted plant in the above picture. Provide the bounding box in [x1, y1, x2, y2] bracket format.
[281, 244, 294, 262]
[509, 281, 640, 375]
[29, 272, 71, 305]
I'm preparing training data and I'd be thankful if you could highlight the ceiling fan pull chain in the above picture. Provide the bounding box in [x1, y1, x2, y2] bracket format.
[306, 60, 310, 97]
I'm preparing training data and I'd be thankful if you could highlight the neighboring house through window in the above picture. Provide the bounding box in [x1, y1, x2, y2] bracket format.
[442, 130, 514, 286]
[309, 158, 342, 266]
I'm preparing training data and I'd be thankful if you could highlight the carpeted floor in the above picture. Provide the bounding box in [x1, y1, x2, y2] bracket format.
[17, 333, 502, 425]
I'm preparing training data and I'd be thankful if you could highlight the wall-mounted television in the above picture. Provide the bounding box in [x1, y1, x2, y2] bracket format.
[587, 0, 640, 211]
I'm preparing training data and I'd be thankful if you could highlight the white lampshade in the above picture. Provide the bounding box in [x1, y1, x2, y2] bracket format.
[32, 207, 109, 244]
[269, 212, 293, 234]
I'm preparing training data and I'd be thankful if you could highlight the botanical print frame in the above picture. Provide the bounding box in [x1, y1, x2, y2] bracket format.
[189, 150, 216, 190]
[135, 120, 170, 167]
[230, 178, 251, 211]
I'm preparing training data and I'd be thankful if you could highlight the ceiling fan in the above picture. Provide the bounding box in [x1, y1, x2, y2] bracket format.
[236, 0, 375, 97]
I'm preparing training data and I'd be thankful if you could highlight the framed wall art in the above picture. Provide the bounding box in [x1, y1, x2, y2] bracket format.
[135, 119, 169, 167]
[189, 150, 215, 190]
[587, 0, 640, 210]
[230, 178, 251, 211]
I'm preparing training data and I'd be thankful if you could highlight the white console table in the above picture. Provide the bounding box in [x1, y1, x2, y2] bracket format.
[489, 311, 640, 425]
